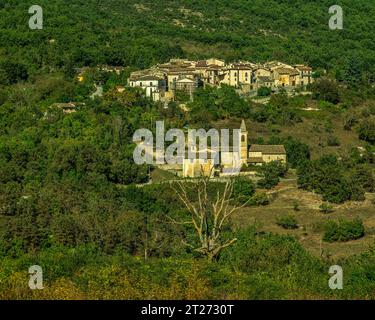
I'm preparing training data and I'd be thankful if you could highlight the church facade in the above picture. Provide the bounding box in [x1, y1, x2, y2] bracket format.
[180, 120, 287, 178]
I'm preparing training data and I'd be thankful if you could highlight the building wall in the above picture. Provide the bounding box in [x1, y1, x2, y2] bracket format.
[167, 74, 178, 91]
[241, 131, 248, 164]
[255, 68, 272, 78]
[263, 154, 287, 163]
[249, 151, 262, 158]
[206, 58, 225, 67]
[274, 74, 290, 87]
[299, 72, 313, 86]
[221, 68, 253, 87]
[249, 152, 287, 164]
[182, 159, 214, 178]
[129, 79, 165, 101]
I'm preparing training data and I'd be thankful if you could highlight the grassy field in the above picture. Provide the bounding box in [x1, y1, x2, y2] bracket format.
[216, 102, 371, 160]
[159, 101, 374, 261]
[232, 174, 375, 260]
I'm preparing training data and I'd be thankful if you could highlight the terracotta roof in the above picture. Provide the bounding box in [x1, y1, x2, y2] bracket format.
[134, 75, 164, 81]
[249, 145, 286, 154]
[230, 64, 253, 70]
[167, 69, 195, 75]
[207, 65, 222, 70]
[273, 67, 299, 76]
[295, 65, 312, 71]
[254, 67, 270, 72]
[257, 76, 273, 82]
[196, 60, 208, 67]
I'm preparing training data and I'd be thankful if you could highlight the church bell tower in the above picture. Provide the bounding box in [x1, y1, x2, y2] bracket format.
[240, 119, 248, 164]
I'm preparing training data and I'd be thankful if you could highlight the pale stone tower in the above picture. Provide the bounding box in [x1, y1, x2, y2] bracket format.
[240, 119, 248, 164]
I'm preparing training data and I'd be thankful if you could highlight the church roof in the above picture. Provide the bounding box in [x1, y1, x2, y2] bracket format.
[240, 119, 247, 132]
[249, 145, 286, 154]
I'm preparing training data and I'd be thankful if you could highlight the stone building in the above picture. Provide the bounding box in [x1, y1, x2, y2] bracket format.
[248, 145, 287, 165]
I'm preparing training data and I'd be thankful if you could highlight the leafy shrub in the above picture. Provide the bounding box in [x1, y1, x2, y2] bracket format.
[276, 214, 299, 230]
[257, 86, 272, 97]
[327, 135, 340, 146]
[358, 118, 375, 144]
[319, 203, 334, 214]
[351, 166, 375, 193]
[233, 177, 256, 205]
[297, 155, 366, 204]
[293, 202, 300, 211]
[248, 192, 269, 206]
[323, 219, 365, 242]
[312, 79, 340, 104]
[343, 114, 358, 130]
[258, 161, 287, 189]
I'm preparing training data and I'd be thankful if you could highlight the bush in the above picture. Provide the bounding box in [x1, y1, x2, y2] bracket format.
[319, 203, 334, 214]
[276, 214, 299, 230]
[257, 86, 272, 97]
[248, 192, 269, 206]
[297, 155, 357, 204]
[233, 177, 256, 205]
[293, 202, 300, 211]
[323, 219, 365, 242]
[343, 114, 358, 131]
[358, 118, 375, 144]
[258, 161, 287, 189]
[327, 136, 340, 146]
[312, 79, 340, 104]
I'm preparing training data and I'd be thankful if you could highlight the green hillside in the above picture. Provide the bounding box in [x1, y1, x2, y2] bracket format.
[0, 0, 375, 300]
[0, 0, 374, 76]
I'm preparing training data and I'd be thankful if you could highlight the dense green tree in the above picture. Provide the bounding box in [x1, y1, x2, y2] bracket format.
[311, 79, 340, 104]
[258, 161, 287, 189]
[357, 118, 375, 144]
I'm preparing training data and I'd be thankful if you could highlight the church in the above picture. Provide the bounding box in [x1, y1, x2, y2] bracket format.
[181, 120, 287, 178]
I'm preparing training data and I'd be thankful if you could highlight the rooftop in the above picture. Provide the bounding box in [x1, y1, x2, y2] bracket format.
[273, 67, 300, 76]
[257, 76, 273, 82]
[249, 145, 286, 154]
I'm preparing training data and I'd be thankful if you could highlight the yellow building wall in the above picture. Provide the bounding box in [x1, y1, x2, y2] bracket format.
[183, 159, 214, 178]
[263, 154, 287, 164]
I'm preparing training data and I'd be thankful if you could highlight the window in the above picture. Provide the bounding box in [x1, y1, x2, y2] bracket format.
[140, 82, 142, 87]
[150, 82, 153, 86]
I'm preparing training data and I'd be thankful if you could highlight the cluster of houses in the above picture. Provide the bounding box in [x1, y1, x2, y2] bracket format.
[128, 58, 314, 102]
[155, 120, 287, 178]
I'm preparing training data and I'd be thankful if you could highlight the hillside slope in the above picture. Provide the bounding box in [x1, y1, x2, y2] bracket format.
[0, 0, 374, 74]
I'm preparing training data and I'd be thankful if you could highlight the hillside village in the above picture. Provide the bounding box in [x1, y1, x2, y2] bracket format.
[128, 58, 314, 102]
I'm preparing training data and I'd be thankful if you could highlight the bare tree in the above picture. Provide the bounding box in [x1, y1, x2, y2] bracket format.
[170, 170, 250, 261]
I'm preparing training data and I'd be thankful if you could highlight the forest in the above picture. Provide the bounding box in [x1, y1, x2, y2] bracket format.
[0, 0, 375, 299]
